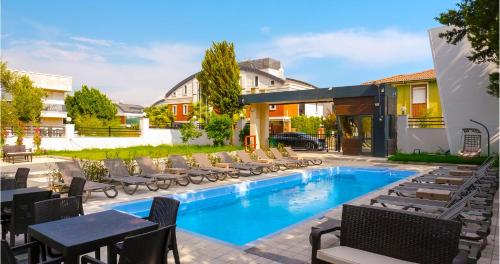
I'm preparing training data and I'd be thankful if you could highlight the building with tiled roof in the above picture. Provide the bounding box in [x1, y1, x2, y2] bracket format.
[362, 69, 442, 119]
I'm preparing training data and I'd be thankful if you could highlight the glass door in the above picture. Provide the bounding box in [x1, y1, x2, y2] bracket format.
[360, 115, 373, 154]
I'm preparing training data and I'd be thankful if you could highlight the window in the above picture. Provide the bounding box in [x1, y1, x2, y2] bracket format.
[184, 85, 188, 95]
[269, 104, 277, 111]
[182, 104, 188, 115]
[172, 105, 177, 115]
[254, 76, 259, 87]
[271, 80, 275, 85]
[172, 91, 176, 97]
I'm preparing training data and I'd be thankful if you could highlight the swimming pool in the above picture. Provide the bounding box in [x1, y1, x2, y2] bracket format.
[112, 166, 416, 246]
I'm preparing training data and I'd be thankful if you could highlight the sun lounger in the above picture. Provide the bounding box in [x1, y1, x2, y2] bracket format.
[255, 149, 296, 170]
[103, 159, 159, 195]
[168, 155, 219, 184]
[192, 153, 240, 180]
[236, 150, 280, 172]
[283, 147, 322, 165]
[269, 148, 306, 167]
[56, 161, 118, 202]
[136, 157, 190, 188]
[217, 152, 265, 175]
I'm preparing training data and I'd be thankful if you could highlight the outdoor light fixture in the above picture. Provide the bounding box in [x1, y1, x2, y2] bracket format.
[401, 106, 407, 115]
[66, 117, 72, 123]
[374, 102, 380, 107]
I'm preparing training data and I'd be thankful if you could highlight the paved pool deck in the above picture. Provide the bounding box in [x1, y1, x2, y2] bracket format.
[3, 153, 498, 263]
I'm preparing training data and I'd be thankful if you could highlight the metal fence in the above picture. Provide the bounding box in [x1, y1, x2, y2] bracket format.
[77, 127, 141, 137]
[4, 126, 65, 138]
[149, 123, 204, 129]
[268, 132, 339, 152]
[408, 117, 445, 128]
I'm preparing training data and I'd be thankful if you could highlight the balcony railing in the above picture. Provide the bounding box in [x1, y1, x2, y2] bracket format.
[4, 126, 66, 138]
[408, 117, 445, 128]
[43, 104, 67, 112]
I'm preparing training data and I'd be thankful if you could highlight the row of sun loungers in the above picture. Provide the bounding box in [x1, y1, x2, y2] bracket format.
[54, 148, 322, 199]
[311, 155, 498, 264]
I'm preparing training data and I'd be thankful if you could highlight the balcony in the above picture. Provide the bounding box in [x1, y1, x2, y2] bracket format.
[41, 104, 67, 118]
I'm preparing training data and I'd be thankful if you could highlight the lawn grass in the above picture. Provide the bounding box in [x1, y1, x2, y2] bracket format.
[42, 144, 243, 160]
[388, 152, 494, 165]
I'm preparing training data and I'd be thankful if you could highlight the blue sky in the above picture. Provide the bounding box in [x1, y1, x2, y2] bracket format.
[2, 0, 459, 105]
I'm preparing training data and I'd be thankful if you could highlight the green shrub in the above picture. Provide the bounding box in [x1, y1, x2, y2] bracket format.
[180, 120, 202, 143]
[80, 159, 108, 182]
[239, 123, 250, 144]
[291, 116, 322, 134]
[388, 152, 490, 165]
[205, 114, 233, 146]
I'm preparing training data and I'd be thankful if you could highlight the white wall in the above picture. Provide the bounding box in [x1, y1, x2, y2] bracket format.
[4, 120, 213, 151]
[429, 27, 499, 155]
[397, 115, 449, 153]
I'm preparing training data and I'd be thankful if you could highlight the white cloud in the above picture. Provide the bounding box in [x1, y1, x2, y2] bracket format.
[71, 36, 114, 47]
[255, 28, 431, 67]
[3, 38, 203, 106]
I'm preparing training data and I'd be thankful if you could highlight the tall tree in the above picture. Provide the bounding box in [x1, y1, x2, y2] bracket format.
[196, 41, 242, 118]
[65, 85, 117, 121]
[0, 62, 46, 126]
[437, 0, 499, 97]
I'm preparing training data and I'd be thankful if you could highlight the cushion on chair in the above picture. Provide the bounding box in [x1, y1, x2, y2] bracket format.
[317, 246, 417, 264]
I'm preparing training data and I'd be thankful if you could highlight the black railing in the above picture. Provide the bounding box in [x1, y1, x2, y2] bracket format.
[408, 117, 445, 128]
[4, 126, 65, 138]
[149, 123, 204, 129]
[269, 132, 339, 152]
[77, 127, 141, 137]
[43, 104, 67, 112]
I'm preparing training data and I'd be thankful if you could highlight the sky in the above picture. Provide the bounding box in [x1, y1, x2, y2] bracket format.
[1, 0, 460, 105]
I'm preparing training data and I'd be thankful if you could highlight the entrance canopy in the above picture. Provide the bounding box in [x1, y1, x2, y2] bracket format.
[240, 84, 381, 105]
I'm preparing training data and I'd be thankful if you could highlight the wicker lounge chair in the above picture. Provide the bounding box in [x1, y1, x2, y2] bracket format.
[255, 149, 296, 170]
[283, 146, 322, 165]
[103, 159, 159, 195]
[269, 148, 305, 167]
[236, 150, 280, 172]
[310, 204, 464, 264]
[168, 155, 218, 184]
[217, 152, 264, 175]
[56, 161, 118, 202]
[192, 153, 240, 180]
[136, 157, 190, 188]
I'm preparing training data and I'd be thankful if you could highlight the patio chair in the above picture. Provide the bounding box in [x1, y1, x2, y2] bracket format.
[103, 159, 159, 195]
[82, 226, 172, 264]
[217, 152, 264, 175]
[168, 155, 218, 184]
[255, 149, 296, 170]
[284, 146, 322, 165]
[192, 153, 240, 180]
[67, 177, 86, 215]
[110, 197, 181, 264]
[236, 150, 280, 172]
[1, 178, 16, 190]
[1, 190, 52, 245]
[34, 196, 86, 261]
[310, 204, 463, 264]
[458, 128, 482, 159]
[136, 157, 190, 188]
[13, 168, 29, 189]
[56, 161, 118, 202]
[1, 239, 63, 264]
[269, 148, 305, 167]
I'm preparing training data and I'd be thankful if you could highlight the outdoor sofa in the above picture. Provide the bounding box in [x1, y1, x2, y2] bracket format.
[2, 145, 33, 164]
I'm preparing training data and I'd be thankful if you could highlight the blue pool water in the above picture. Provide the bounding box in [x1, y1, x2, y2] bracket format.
[112, 166, 415, 246]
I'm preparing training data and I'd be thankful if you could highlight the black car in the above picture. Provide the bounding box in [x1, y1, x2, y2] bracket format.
[270, 132, 325, 151]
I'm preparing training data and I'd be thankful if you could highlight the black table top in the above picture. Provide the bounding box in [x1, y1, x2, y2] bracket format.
[28, 210, 157, 254]
[1, 187, 46, 205]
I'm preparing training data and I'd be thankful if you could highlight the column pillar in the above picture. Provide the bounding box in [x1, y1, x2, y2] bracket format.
[249, 103, 269, 149]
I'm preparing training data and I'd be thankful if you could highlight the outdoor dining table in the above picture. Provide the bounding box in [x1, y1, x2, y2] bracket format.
[28, 210, 158, 264]
[0, 187, 47, 207]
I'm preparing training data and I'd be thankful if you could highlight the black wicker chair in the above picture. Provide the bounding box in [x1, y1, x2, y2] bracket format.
[14, 168, 29, 189]
[67, 177, 86, 215]
[1, 178, 16, 190]
[1, 239, 63, 264]
[34, 197, 83, 261]
[82, 226, 171, 264]
[109, 197, 181, 264]
[1, 190, 52, 245]
[310, 204, 463, 264]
